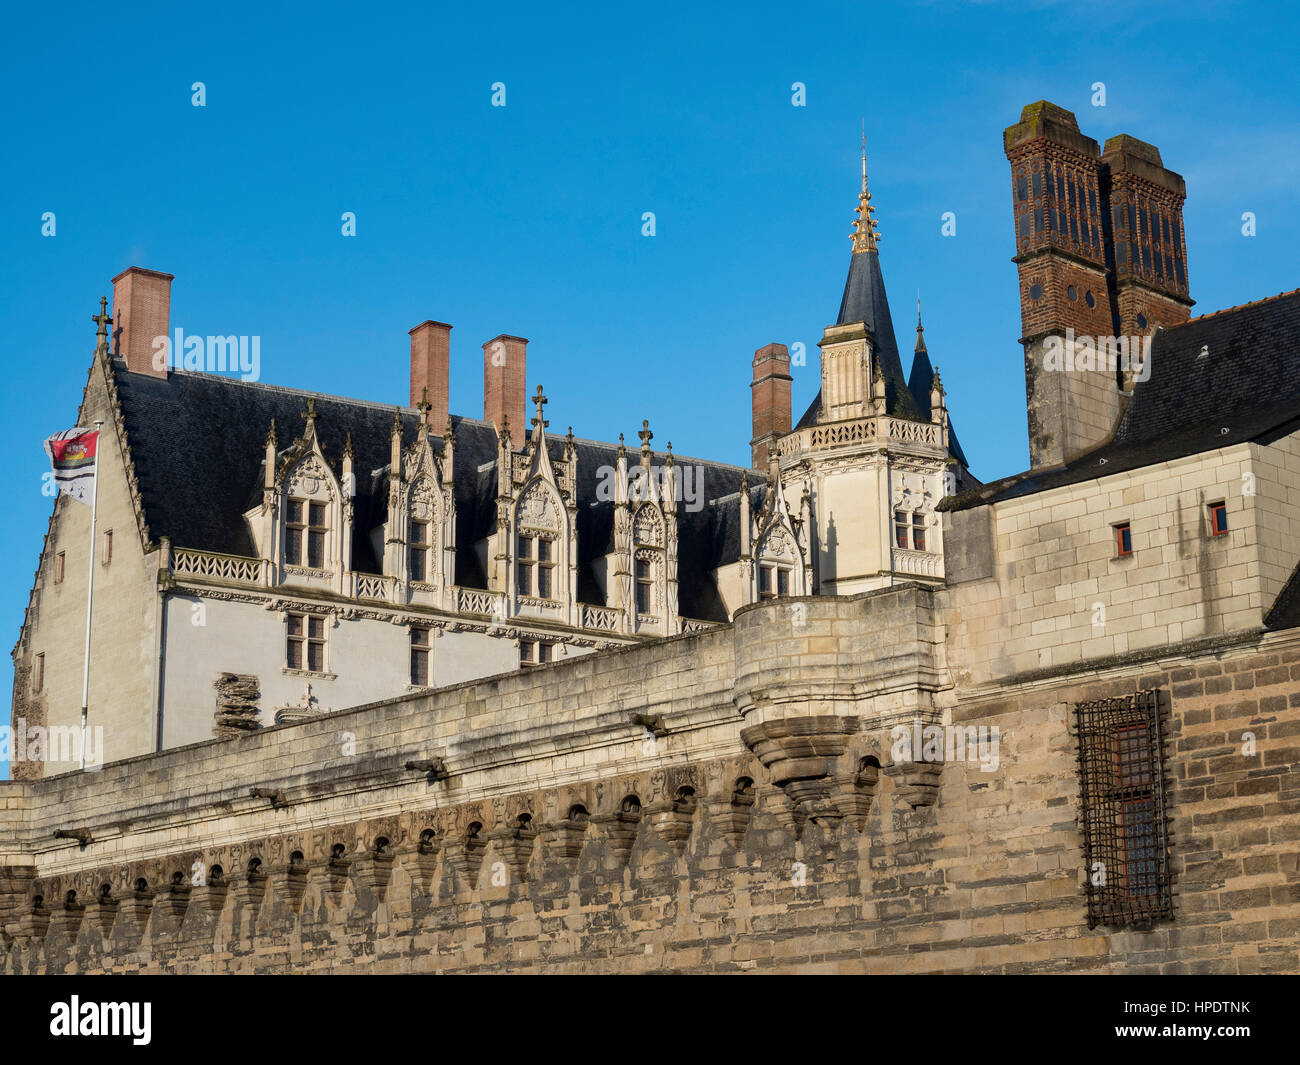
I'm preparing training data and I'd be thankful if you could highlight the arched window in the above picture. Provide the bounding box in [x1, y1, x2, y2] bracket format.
[632, 504, 664, 616]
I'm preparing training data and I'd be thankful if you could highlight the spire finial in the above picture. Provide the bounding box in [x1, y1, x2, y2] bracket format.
[301, 397, 318, 435]
[915, 290, 927, 354]
[637, 419, 653, 453]
[851, 130, 880, 253]
[92, 297, 112, 358]
[531, 385, 548, 430]
[416, 386, 431, 421]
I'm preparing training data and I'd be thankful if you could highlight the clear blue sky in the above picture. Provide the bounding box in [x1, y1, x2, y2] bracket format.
[2, 1, 1296, 776]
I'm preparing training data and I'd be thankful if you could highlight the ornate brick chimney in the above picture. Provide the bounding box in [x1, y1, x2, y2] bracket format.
[111, 267, 173, 379]
[750, 342, 792, 467]
[409, 320, 452, 430]
[483, 334, 527, 442]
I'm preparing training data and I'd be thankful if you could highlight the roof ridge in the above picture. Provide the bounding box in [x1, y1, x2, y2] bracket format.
[1180, 287, 1300, 326]
[117, 364, 759, 473]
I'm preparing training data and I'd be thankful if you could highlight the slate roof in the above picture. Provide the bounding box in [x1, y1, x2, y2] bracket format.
[111, 362, 759, 621]
[906, 318, 972, 472]
[940, 289, 1300, 513]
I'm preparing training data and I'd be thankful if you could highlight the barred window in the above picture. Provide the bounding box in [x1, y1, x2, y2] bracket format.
[1075, 690, 1174, 929]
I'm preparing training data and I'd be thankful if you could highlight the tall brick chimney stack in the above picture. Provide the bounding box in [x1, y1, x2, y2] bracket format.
[409, 320, 452, 430]
[1005, 102, 1117, 468]
[750, 342, 792, 467]
[111, 267, 173, 378]
[1101, 134, 1193, 340]
[482, 334, 527, 443]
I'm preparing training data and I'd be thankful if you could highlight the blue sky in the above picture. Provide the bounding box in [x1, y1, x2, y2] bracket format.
[2, 0, 1296, 776]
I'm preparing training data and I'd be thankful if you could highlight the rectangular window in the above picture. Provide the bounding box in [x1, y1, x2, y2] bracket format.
[1075, 690, 1173, 928]
[537, 538, 552, 598]
[285, 500, 303, 564]
[1114, 522, 1132, 557]
[410, 627, 430, 686]
[635, 558, 652, 613]
[409, 520, 428, 581]
[516, 535, 532, 595]
[1209, 501, 1228, 536]
[33, 652, 44, 694]
[102, 529, 113, 565]
[894, 511, 909, 550]
[287, 613, 326, 673]
[912, 512, 927, 552]
[776, 568, 789, 596]
[55, 551, 65, 584]
[520, 640, 555, 667]
[308, 503, 326, 568]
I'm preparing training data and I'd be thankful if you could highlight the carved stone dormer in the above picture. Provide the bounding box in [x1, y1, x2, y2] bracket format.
[747, 457, 811, 605]
[505, 387, 579, 627]
[384, 413, 456, 610]
[256, 399, 352, 595]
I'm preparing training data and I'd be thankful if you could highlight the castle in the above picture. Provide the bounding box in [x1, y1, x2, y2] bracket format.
[2, 102, 1297, 974]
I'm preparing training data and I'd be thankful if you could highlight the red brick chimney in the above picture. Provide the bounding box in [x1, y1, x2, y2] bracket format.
[482, 334, 527, 443]
[409, 320, 452, 431]
[111, 267, 173, 378]
[750, 342, 792, 467]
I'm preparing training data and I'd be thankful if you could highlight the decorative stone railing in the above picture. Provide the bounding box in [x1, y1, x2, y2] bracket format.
[354, 574, 392, 601]
[581, 604, 622, 632]
[776, 415, 941, 458]
[455, 587, 505, 618]
[680, 618, 717, 635]
[172, 549, 264, 585]
[891, 548, 943, 579]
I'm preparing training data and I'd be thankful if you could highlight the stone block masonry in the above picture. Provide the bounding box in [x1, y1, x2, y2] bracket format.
[2, 587, 1296, 973]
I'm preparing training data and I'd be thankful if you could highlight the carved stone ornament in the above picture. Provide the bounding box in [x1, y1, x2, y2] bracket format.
[287, 455, 333, 500]
[518, 481, 558, 531]
[633, 504, 663, 547]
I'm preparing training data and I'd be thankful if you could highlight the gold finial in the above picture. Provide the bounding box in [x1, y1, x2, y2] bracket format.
[852, 128, 880, 253]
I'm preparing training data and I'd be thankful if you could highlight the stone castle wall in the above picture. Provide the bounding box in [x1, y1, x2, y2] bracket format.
[2, 589, 1296, 973]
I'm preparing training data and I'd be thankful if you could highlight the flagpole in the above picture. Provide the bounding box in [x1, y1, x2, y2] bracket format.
[79, 418, 103, 770]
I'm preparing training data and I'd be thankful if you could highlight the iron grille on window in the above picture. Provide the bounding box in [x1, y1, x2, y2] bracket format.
[1074, 690, 1174, 929]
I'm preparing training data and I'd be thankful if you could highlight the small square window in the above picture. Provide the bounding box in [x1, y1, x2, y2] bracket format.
[1114, 522, 1133, 558]
[1209, 502, 1228, 537]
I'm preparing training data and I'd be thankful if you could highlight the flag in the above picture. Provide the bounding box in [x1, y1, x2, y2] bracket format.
[44, 427, 99, 505]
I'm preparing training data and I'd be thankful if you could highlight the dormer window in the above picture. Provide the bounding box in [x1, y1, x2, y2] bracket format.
[286, 499, 326, 567]
[517, 533, 554, 599]
[409, 519, 429, 581]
